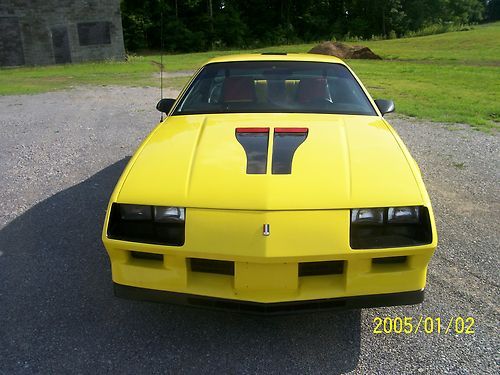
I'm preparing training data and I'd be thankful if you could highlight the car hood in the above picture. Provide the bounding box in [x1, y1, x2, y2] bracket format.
[117, 113, 424, 210]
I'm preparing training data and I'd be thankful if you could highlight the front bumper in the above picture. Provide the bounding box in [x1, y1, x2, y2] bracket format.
[103, 208, 436, 310]
[114, 283, 424, 315]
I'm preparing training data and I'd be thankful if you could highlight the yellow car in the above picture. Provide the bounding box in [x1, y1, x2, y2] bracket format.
[102, 53, 437, 314]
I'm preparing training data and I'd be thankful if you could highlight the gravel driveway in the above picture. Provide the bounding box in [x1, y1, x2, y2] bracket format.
[0, 86, 498, 374]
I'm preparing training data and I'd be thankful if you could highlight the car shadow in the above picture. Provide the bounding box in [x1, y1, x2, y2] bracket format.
[0, 158, 361, 374]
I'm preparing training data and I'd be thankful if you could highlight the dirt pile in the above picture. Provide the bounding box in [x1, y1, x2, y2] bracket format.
[308, 41, 381, 60]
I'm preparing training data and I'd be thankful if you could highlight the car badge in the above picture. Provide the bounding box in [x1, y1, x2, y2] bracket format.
[263, 224, 270, 236]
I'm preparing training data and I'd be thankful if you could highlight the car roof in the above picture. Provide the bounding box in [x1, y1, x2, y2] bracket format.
[205, 53, 346, 66]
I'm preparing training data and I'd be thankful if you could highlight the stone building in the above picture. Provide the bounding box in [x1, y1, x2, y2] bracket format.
[0, 0, 126, 66]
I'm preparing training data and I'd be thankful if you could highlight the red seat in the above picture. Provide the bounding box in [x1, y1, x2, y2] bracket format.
[222, 77, 256, 102]
[296, 78, 332, 104]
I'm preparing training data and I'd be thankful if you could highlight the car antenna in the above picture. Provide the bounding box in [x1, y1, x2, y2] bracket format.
[159, 4, 164, 122]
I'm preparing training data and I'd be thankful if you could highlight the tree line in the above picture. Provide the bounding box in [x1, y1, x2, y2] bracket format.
[121, 0, 500, 52]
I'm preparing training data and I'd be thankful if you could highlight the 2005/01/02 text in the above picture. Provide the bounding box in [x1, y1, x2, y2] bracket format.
[373, 316, 475, 335]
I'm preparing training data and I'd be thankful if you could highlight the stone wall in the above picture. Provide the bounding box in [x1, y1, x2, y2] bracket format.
[0, 0, 125, 66]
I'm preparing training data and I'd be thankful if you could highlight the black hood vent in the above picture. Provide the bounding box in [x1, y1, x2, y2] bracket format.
[236, 127, 308, 175]
[272, 128, 308, 174]
[236, 127, 269, 174]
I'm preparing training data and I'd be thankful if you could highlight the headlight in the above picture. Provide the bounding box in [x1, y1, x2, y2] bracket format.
[108, 203, 185, 246]
[350, 206, 432, 249]
[154, 207, 185, 223]
[387, 207, 419, 224]
[120, 204, 152, 221]
[351, 208, 384, 225]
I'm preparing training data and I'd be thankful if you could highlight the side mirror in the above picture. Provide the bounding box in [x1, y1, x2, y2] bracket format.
[156, 98, 176, 114]
[374, 99, 395, 116]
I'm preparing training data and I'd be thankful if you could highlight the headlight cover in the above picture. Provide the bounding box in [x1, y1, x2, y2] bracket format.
[387, 207, 420, 224]
[154, 206, 185, 223]
[119, 204, 152, 221]
[108, 203, 185, 246]
[350, 206, 432, 249]
[351, 208, 384, 225]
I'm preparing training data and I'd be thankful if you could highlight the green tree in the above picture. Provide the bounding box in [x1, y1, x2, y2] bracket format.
[119, 0, 487, 52]
[486, 0, 500, 20]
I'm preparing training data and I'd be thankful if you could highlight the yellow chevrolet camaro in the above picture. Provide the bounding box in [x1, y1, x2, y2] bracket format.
[102, 53, 437, 314]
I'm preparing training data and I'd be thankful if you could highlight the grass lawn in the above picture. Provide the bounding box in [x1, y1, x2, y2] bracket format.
[1, 22, 499, 131]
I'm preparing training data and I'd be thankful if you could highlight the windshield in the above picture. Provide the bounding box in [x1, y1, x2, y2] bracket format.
[174, 61, 376, 116]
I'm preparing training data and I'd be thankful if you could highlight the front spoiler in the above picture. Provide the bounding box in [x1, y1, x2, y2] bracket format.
[114, 283, 424, 315]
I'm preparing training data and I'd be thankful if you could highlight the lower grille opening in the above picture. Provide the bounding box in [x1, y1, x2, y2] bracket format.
[299, 261, 344, 276]
[372, 256, 407, 265]
[190, 258, 234, 276]
[130, 251, 163, 261]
